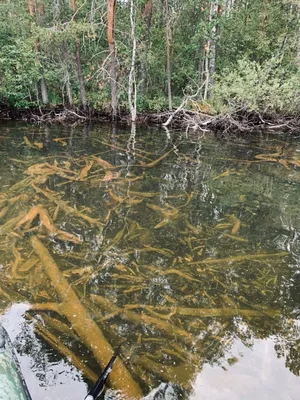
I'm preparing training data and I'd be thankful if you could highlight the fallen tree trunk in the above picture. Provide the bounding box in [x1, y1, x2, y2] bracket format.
[30, 235, 142, 399]
[124, 304, 280, 318]
[190, 251, 289, 266]
[91, 294, 194, 346]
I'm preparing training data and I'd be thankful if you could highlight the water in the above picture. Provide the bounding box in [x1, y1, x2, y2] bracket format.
[0, 121, 300, 399]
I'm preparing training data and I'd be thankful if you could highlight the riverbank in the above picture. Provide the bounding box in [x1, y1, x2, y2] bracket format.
[0, 105, 299, 134]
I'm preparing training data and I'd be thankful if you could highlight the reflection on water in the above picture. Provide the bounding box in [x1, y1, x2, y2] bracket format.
[192, 337, 300, 400]
[1, 304, 87, 400]
[0, 121, 300, 399]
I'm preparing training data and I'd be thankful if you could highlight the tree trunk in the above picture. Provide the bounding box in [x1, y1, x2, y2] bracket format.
[52, 0, 60, 22]
[128, 0, 137, 122]
[204, 0, 218, 100]
[89, 0, 96, 24]
[141, 0, 153, 95]
[215, 1, 223, 64]
[107, 0, 118, 119]
[297, 23, 300, 68]
[198, 46, 205, 89]
[28, 0, 35, 15]
[203, 41, 210, 101]
[75, 38, 87, 111]
[261, 0, 270, 32]
[28, 0, 49, 105]
[63, 62, 73, 107]
[164, 0, 172, 110]
[70, 0, 87, 111]
[40, 77, 49, 104]
[209, 1, 218, 79]
[291, 4, 300, 69]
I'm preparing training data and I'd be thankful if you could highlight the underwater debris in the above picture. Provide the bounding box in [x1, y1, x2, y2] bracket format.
[30, 235, 142, 398]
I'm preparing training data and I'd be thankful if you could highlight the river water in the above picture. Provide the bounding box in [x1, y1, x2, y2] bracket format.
[0, 122, 300, 399]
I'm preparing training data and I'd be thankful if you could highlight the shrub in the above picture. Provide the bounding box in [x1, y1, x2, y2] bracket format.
[0, 40, 40, 108]
[212, 58, 300, 116]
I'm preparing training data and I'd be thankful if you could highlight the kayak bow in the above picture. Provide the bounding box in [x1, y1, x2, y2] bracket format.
[0, 325, 32, 400]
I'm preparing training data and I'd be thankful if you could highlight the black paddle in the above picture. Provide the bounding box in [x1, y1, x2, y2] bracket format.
[84, 346, 120, 400]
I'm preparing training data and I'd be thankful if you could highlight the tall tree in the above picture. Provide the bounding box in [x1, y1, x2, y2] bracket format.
[164, 0, 172, 110]
[28, 0, 48, 105]
[141, 0, 153, 95]
[204, 0, 220, 100]
[107, 0, 118, 119]
[70, 0, 87, 111]
[128, 0, 137, 122]
[0, 0, 299, 114]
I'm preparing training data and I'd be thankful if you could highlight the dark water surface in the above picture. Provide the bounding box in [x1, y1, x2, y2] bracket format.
[0, 122, 300, 399]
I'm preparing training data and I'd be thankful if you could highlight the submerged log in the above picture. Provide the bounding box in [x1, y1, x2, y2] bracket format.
[139, 149, 173, 168]
[189, 252, 289, 266]
[30, 235, 142, 399]
[0, 211, 26, 235]
[124, 304, 280, 318]
[17, 205, 81, 244]
[32, 184, 103, 227]
[92, 156, 120, 181]
[138, 355, 194, 390]
[0, 206, 9, 220]
[91, 294, 194, 346]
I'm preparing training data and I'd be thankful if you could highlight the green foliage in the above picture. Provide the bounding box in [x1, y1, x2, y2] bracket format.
[141, 96, 170, 112]
[217, 0, 293, 71]
[0, 0, 299, 115]
[0, 40, 40, 108]
[87, 86, 112, 111]
[213, 58, 300, 115]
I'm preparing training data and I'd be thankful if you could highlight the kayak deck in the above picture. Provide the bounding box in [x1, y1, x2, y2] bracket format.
[0, 325, 32, 400]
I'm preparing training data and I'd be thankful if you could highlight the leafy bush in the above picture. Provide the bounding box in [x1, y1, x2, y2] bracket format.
[0, 40, 40, 108]
[212, 58, 300, 116]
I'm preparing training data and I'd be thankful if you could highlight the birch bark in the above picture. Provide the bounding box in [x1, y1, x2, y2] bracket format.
[70, 0, 87, 111]
[107, 0, 118, 119]
[128, 0, 137, 122]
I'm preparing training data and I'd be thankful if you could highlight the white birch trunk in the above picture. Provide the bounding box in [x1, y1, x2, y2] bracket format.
[297, 7, 300, 68]
[64, 66, 73, 107]
[209, 0, 218, 78]
[165, 0, 172, 110]
[128, 0, 137, 122]
[40, 77, 49, 105]
[204, 0, 218, 100]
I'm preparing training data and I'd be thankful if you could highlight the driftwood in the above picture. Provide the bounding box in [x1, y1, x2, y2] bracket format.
[139, 149, 173, 168]
[30, 235, 142, 399]
[2, 104, 300, 134]
[0, 212, 26, 235]
[32, 184, 103, 227]
[159, 108, 300, 134]
[189, 251, 289, 266]
[30, 108, 88, 123]
[17, 204, 82, 244]
[124, 304, 280, 318]
[91, 294, 194, 346]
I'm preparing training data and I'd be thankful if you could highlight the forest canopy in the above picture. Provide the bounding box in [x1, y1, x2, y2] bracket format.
[0, 0, 299, 116]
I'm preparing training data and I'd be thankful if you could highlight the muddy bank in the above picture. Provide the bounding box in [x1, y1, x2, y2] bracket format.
[1, 105, 299, 134]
